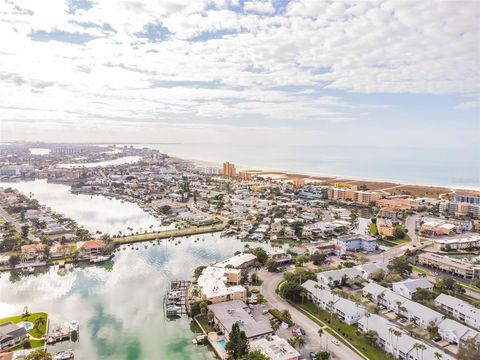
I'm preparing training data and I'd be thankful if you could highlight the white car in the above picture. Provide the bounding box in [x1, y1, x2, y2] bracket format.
[332, 339, 340, 346]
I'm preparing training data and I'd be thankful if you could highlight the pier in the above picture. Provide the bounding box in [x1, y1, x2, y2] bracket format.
[165, 280, 191, 317]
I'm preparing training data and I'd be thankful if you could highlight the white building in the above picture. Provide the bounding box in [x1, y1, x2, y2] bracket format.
[336, 234, 377, 254]
[214, 253, 257, 269]
[435, 293, 480, 330]
[437, 318, 479, 348]
[392, 278, 433, 299]
[197, 266, 246, 304]
[249, 335, 300, 360]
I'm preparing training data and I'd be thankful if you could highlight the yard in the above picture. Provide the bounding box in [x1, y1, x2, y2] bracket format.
[0, 312, 48, 340]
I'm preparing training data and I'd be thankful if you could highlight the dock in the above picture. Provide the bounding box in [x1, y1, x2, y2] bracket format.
[165, 280, 191, 317]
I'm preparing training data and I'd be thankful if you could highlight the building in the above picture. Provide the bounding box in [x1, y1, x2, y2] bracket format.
[292, 178, 305, 188]
[317, 268, 363, 287]
[417, 252, 480, 279]
[353, 190, 380, 204]
[302, 280, 365, 325]
[336, 234, 377, 254]
[392, 278, 433, 299]
[435, 293, 480, 330]
[0, 322, 27, 350]
[377, 218, 396, 238]
[435, 235, 480, 250]
[214, 253, 257, 269]
[454, 195, 480, 205]
[363, 283, 444, 329]
[223, 162, 236, 178]
[377, 198, 417, 210]
[20, 243, 45, 261]
[197, 266, 246, 304]
[444, 201, 480, 219]
[378, 207, 398, 220]
[238, 171, 252, 180]
[328, 184, 356, 201]
[357, 314, 453, 360]
[249, 335, 300, 360]
[76, 240, 106, 257]
[198, 167, 221, 175]
[208, 300, 273, 341]
[437, 318, 479, 348]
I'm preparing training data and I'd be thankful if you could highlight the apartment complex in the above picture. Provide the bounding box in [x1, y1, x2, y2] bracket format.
[197, 266, 246, 303]
[328, 184, 380, 204]
[417, 252, 480, 279]
[249, 335, 300, 360]
[454, 195, 480, 205]
[435, 294, 480, 330]
[208, 300, 274, 341]
[440, 200, 480, 219]
[222, 162, 236, 178]
[336, 234, 377, 254]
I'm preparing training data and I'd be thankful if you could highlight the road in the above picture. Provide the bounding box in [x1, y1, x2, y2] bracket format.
[259, 269, 364, 360]
[0, 205, 38, 242]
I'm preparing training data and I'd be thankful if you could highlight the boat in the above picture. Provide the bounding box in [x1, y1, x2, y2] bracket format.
[68, 320, 79, 332]
[26, 266, 35, 274]
[53, 349, 74, 360]
[90, 255, 110, 263]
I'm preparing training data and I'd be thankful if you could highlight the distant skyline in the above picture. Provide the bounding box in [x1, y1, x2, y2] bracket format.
[0, 0, 479, 148]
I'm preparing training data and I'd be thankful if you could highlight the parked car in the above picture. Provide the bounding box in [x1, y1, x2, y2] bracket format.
[298, 328, 306, 335]
[332, 339, 340, 346]
[309, 352, 316, 360]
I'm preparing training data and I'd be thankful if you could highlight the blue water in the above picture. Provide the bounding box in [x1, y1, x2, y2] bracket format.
[135, 143, 480, 189]
[217, 339, 226, 350]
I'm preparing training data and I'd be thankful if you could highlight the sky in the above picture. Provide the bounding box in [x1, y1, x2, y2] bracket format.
[0, 0, 479, 147]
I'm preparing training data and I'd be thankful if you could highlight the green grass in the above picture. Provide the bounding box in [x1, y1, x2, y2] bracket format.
[294, 301, 390, 360]
[369, 224, 378, 236]
[411, 265, 432, 275]
[195, 315, 214, 334]
[0, 312, 48, 339]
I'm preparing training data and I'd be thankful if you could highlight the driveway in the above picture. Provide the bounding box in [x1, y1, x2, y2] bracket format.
[259, 269, 363, 360]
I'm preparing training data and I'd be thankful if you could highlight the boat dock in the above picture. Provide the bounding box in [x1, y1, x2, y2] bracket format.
[165, 280, 191, 317]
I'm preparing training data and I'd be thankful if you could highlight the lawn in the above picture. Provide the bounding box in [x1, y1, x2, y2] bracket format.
[0, 312, 48, 339]
[411, 265, 432, 276]
[195, 315, 215, 334]
[369, 224, 378, 236]
[293, 300, 390, 360]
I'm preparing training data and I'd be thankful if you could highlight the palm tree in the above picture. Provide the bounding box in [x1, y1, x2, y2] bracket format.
[300, 291, 306, 305]
[413, 343, 421, 360]
[393, 329, 402, 354]
[34, 316, 46, 331]
[365, 312, 371, 329]
[388, 328, 395, 352]
[433, 352, 442, 360]
[327, 301, 334, 321]
[318, 328, 324, 350]
[418, 343, 427, 360]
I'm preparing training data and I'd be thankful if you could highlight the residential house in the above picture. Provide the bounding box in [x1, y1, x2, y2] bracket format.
[76, 240, 106, 257]
[0, 322, 27, 350]
[437, 318, 479, 348]
[317, 268, 363, 287]
[20, 243, 45, 261]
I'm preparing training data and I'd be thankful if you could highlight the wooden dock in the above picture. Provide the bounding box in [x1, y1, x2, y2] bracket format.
[165, 280, 191, 317]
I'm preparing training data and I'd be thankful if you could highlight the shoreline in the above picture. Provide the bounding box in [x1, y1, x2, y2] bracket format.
[183, 156, 480, 193]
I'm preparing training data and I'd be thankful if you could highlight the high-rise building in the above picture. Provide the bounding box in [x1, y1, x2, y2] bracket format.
[238, 171, 251, 180]
[454, 194, 480, 205]
[222, 162, 236, 178]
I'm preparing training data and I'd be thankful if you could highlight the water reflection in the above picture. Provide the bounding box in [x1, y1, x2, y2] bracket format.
[0, 180, 165, 235]
[0, 234, 271, 360]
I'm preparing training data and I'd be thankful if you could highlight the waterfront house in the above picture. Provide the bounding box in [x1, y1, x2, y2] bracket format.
[208, 300, 273, 341]
[249, 335, 300, 360]
[0, 322, 27, 350]
[20, 243, 45, 261]
[197, 266, 246, 304]
[392, 278, 433, 299]
[76, 240, 106, 257]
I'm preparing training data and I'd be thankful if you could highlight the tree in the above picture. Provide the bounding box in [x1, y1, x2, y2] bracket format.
[225, 322, 249, 359]
[159, 205, 171, 215]
[288, 335, 305, 350]
[371, 268, 385, 282]
[318, 328, 324, 350]
[25, 350, 52, 360]
[266, 258, 277, 272]
[387, 256, 412, 277]
[9, 254, 20, 268]
[240, 351, 270, 360]
[21, 225, 29, 239]
[252, 248, 268, 265]
[281, 309, 292, 323]
[280, 281, 305, 302]
[295, 255, 310, 267]
[311, 252, 327, 266]
[413, 288, 434, 303]
[34, 316, 46, 331]
[395, 224, 406, 239]
[316, 351, 331, 360]
[458, 337, 480, 360]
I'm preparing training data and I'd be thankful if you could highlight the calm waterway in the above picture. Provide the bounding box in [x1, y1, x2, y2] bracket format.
[0, 233, 268, 360]
[57, 156, 141, 168]
[0, 180, 166, 235]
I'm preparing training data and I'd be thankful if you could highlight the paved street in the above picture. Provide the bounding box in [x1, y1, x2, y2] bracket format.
[259, 269, 364, 360]
[0, 205, 38, 242]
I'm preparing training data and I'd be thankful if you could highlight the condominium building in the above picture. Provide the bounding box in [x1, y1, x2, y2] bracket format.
[435, 294, 480, 330]
[443, 201, 480, 219]
[454, 195, 480, 205]
[197, 266, 246, 303]
[336, 234, 377, 254]
[222, 162, 236, 178]
[353, 190, 380, 204]
[292, 178, 305, 188]
[238, 171, 252, 180]
[249, 335, 300, 360]
[417, 252, 480, 279]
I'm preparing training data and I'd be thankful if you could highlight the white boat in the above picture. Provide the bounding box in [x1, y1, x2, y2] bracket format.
[53, 349, 74, 360]
[69, 320, 79, 332]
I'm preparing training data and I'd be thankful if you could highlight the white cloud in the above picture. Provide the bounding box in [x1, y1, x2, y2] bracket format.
[0, 0, 478, 136]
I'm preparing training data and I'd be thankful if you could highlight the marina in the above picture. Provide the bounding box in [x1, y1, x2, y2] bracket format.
[165, 280, 191, 317]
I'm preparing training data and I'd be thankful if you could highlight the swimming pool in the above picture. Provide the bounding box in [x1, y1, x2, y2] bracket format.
[16, 321, 34, 331]
[217, 339, 226, 350]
